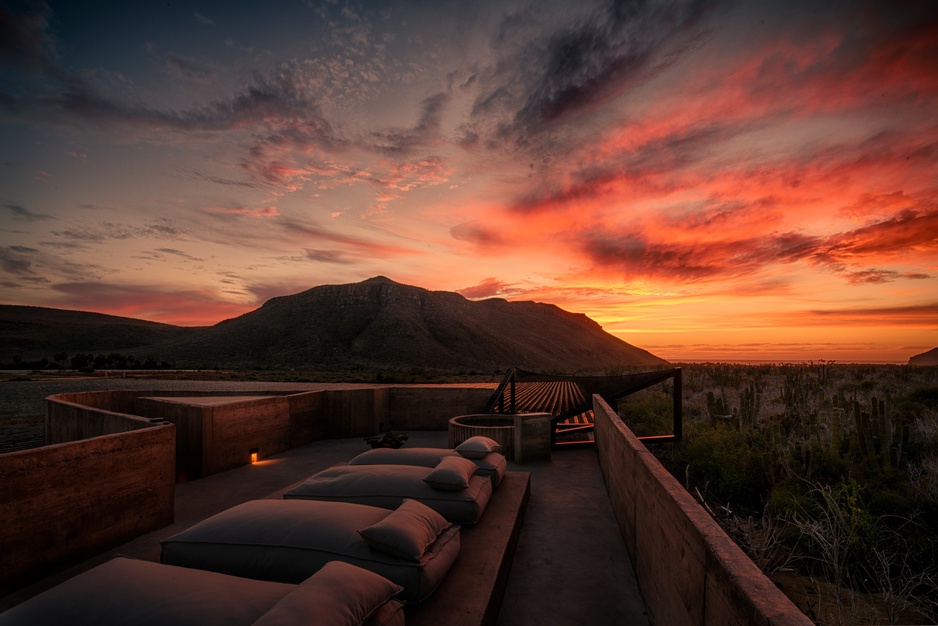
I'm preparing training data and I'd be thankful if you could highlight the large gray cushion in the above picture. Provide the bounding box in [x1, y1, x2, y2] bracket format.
[347, 447, 507, 486]
[0, 557, 285, 625]
[161, 499, 459, 603]
[284, 464, 493, 524]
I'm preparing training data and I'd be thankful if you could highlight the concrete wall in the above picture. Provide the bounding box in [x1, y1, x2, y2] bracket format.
[41, 385, 495, 483]
[44, 391, 164, 445]
[388, 386, 493, 430]
[134, 396, 207, 482]
[322, 388, 389, 438]
[592, 395, 811, 626]
[133, 393, 327, 481]
[0, 425, 175, 595]
[202, 395, 303, 477]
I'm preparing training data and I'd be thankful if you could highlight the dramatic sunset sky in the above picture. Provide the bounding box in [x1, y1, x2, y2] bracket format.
[1, 0, 936, 363]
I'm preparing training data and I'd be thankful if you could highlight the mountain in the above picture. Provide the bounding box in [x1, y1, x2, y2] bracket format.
[909, 348, 938, 366]
[1, 277, 667, 372]
[0, 305, 195, 359]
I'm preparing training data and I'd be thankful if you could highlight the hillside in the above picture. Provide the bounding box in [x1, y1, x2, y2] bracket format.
[0, 305, 196, 359]
[909, 347, 938, 366]
[1, 277, 667, 372]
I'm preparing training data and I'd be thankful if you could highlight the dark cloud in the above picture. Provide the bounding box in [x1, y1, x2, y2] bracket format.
[806, 303, 938, 325]
[0, 1, 57, 73]
[844, 269, 931, 285]
[304, 249, 353, 264]
[51, 219, 187, 242]
[473, 0, 715, 144]
[582, 230, 757, 281]
[368, 92, 449, 155]
[4, 203, 54, 221]
[509, 120, 744, 214]
[581, 207, 938, 285]
[191, 171, 259, 188]
[1, 25, 341, 146]
[450, 221, 507, 247]
[826, 208, 938, 257]
[0, 245, 37, 275]
[163, 52, 215, 83]
[279, 218, 415, 257]
[153, 248, 205, 261]
[746, 1, 938, 109]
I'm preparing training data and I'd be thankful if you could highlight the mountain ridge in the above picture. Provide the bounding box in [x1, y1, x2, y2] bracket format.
[1, 277, 667, 372]
[909, 347, 938, 366]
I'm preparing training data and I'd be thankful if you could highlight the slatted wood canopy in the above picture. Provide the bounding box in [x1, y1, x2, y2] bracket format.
[484, 368, 683, 447]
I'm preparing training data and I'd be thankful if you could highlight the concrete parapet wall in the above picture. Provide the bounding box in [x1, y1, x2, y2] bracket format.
[0, 425, 175, 595]
[322, 388, 389, 438]
[202, 395, 294, 476]
[388, 386, 492, 430]
[44, 391, 162, 445]
[47, 389, 329, 482]
[592, 395, 811, 626]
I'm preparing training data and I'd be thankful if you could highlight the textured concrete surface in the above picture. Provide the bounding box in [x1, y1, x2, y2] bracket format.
[496, 445, 649, 626]
[0, 425, 175, 596]
[595, 397, 811, 626]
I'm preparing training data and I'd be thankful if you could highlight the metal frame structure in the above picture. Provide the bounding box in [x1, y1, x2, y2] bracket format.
[485, 367, 683, 447]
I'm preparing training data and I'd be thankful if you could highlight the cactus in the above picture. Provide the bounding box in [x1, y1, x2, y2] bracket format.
[706, 390, 732, 424]
[831, 407, 846, 455]
[739, 383, 762, 429]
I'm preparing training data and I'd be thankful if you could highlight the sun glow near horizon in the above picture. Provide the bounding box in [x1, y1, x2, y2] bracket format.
[1, 0, 936, 363]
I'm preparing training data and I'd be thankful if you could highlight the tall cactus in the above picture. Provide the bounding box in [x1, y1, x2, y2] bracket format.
[739, 382, 762, 429]
[706, 390, 732, 424]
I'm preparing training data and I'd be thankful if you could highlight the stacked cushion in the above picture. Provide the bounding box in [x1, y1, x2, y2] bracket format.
[347, 446, 507, 486]
[161, 499, 459, 603]
[284, 464, 493, 524]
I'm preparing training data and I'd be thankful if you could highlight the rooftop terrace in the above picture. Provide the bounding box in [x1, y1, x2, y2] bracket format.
[0, 429, 648, 624]
[0, 385, 811, 625]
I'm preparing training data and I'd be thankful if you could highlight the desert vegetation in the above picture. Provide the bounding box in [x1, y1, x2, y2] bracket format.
[0, 352, 173, 372]
[620, 363, 938, 625]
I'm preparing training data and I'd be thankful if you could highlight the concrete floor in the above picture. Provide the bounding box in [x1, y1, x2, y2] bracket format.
[2, 432, 648, 625]
[496, 445, 649, 626]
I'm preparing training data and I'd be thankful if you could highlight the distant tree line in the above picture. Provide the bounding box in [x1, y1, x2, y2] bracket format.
[1, 352, 173, 371]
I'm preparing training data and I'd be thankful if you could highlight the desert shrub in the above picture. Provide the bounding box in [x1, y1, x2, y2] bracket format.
[683, 422, 768, 510]
[617, 388, 675, 437]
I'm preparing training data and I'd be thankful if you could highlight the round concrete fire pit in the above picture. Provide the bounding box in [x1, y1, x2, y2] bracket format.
[448, 414, 515, 459]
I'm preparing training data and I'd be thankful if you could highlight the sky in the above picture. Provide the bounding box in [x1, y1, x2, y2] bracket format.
[1, 0, 936, 364]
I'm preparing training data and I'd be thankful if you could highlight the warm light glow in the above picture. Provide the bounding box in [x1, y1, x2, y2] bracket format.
[250, 448, 259, 464]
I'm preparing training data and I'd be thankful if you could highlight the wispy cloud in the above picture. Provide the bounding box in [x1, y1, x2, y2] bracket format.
[204, 205, 280, 219]
[51, 219, 187, 243]
[4, 203, 55, 221]
[457, 277, 525, 299]
[193, 12, 216, 27]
